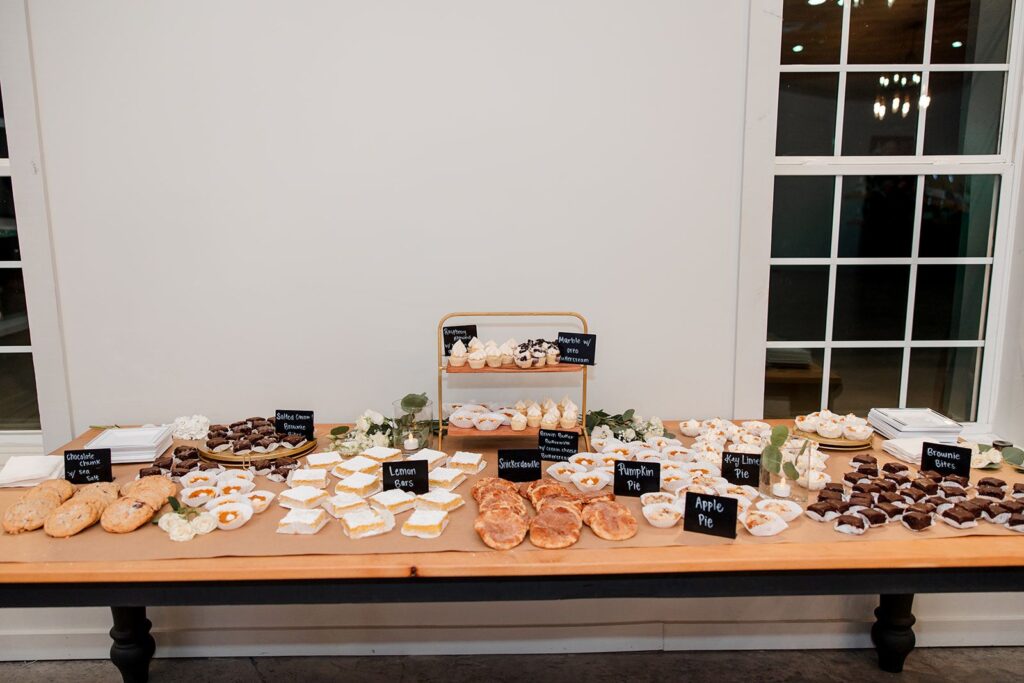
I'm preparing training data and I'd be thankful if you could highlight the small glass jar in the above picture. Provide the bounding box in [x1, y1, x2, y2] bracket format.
[393, 398, 433, 454]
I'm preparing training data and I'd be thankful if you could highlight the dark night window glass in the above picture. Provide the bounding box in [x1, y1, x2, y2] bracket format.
[0, 354, 40, 430]
[833, 265, 910, 341]
[0, 268, 30, 346]
[848, 0, 927, 64]
[907, 347, 981, 422]
[843, 72, 921, 156]
[931, 0, 1011, 64]
[0, 178, 18, 261]
[768, 266, 830, 341]
[0, 84, 8, 159]
[772, 176, 834, 258]
[912, 264, 989, 340]
[777, 73, 838, 156]
[781, 0, 843, 64]
[764, 347, 826, 418]
[828, 348, 904, 416]
[838, 175, 917, 257]
[923, 72, 1004, 155]
[919, 175, 998, 257]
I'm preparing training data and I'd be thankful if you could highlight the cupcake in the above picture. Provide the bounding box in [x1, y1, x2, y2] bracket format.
[467, 337, 485, 353]
[449, 340, 468, 367]
[526, 404, 542, 428]
[514, 350, 532, 368]
[510, 413, 527, 431]
[485, 346, 502, 368]
[559, 407, 578, 430]
[546, 345, 561, 365]
[541, 410, 559, 430]
[499, 342, 515, 366]
[468, 349, 486, 369]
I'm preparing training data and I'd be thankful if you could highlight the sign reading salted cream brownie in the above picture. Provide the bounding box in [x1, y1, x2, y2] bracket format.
[921, 441, 971, 479]
[538, 429, 579, 462]
[613, 460, 660, 496]
[383, 460, 429, 494]
[722, 452, 761, 486]
[63, 448, 113, 484]
[276, 410, 315, 440]
[497, 449, 541, 482]
[683, 492, 737, 539]
[556, 332, 597, 366]
[442, 325, 478, 356]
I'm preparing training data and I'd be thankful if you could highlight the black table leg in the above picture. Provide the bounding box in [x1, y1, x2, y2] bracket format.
[871, 593, 916, 673]
[109, 606, 155, 683]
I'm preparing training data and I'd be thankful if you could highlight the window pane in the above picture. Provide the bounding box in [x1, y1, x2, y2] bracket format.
[920, 174, 998, 257]
[0, 84, 7, 159]
[931, 0, 1012, 64]
[907, 347, 980, 422]
[781, 0, 843, 65]
[0, 178, 18, 261]
[923, 72, 1003, 155]
[768, 266, 830, 341]
[777, 73, 838, 156]
[833, 265, 910, 341]
[848, 0, 927, 64]
[764, 347, 825, 418]
[912, 264, 988, 340]
[828, 348, 904, 415]
[838, 175, 917, 257]
[772, 176, 834, 258]
[0, 268, 30, 345]
[842, 72, 921, 156]
[0, 353, 40, 430]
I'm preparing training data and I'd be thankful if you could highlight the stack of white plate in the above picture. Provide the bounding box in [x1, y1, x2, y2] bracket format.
[868, 408, 961, 444]
[84, 426, 174, 464]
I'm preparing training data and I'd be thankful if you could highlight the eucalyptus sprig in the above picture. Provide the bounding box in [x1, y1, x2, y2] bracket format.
[760, 425, 802, 480]
[153, 496, 201, 524]
[1003, 446, 1024, 471]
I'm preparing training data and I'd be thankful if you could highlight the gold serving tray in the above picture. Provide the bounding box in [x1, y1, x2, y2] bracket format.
[793, 429, 872, 451]
[198, 438, 317, 467]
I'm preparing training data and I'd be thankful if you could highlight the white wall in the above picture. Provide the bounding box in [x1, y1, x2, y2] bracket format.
[5, 0, 1024, 662]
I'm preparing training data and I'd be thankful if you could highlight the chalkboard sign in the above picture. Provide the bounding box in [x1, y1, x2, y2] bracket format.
[538, 429, 579, 462]
[722, 452, 761, 486]
[63, 448, 113, 484]
[556, 332, 597, 366]
[683, 492, 738, 539]
[921, 441, 971, 479]
[383, 460, 429, 494]
[442, 325, 478, 356]
[275, 410, 315, 440]
[497, 449, 541, 482]
[613, 460, 661, 496]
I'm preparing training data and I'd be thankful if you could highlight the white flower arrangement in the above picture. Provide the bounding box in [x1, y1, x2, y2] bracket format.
[329, 409, 397, 455]
[586, 409, 669, 442]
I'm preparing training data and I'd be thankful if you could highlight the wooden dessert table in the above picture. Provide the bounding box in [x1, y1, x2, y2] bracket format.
[1, 423, 1023, 682]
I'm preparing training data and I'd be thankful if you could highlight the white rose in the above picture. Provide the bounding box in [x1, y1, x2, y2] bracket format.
[368, 410, 385, 426]
[190, 513, 217, 535]
[370, 432, 390, 447]
[632, 414, 645, 427]
[650, 416, 664, 429]
[355, 416, 370, 432]
[169, 523, 196, 542]
[621, 428, 637, 442]
[591, 425, 612, 440]
[158, 513, 187, 533]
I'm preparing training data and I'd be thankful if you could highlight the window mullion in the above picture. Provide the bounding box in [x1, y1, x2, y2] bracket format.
[899, 176, 926, 408]
[820, 175, 843, 411]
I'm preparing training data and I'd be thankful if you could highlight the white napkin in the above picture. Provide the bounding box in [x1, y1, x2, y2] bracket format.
[881, 438, 925, 464]
[0, 456, 65, 487]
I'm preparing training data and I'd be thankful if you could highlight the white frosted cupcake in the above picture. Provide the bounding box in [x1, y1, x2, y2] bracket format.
[499, 342, 515, 366]
[546, 346, 560, 365]
[526, 405, 542, 428]
[559, 407, 578, 430]
[509, 413, 528, 431]
[449, 340, 468, 367]
[540, 410, 559, 430]
[467, 336, 485, 353]
[468, 349, 486, 369]
[485, 346, 502, 368]
[514, 351, 532, 368]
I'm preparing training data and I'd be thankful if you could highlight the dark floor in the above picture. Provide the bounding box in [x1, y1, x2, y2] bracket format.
[0, 648, 1021, 683]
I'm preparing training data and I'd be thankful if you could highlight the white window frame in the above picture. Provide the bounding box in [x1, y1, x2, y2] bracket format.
[0, 1, 73, 453]
[735, 0, 1024, 430]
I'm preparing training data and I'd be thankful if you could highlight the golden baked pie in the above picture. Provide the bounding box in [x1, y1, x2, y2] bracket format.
[474, 507, 529, 550]
[583, 500, 638, 541]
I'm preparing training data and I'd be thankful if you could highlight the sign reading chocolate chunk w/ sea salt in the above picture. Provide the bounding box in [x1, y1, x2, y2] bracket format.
[275, 410, 315, 440]
[683, 492, 738, 539]
[442, 325, 478, 356]
[613, 460, 661, 496]
[538, 429, 579, 462]
[921, 441, 971, 480]
[497, 449, 541, 482]
[63, 448, 112, 484]
[383, 460, 428, 494]
[722, 452, 761, 486]
[556, 332, 597, 366]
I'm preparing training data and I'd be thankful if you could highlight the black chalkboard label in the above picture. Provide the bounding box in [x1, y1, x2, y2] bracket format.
[538, 429, 579, 462]
[442, 325, 478, 356]
[556, 332, 597, 366]
[921, 441, 971, 480]
[683, 492, 738, 539]
[275, 410, 315, 440]
[383, 460, 429, 494]
[497, 449, 541, 482]
[613, 460, 661, 496]
[722, 452, 761, 486]
[63, 448, 112, 484]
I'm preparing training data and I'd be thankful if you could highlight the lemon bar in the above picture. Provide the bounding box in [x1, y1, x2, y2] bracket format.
[406, 448, 447, 470]
[334, 471, 382, 498]
[331, 455, 381, 478]
[448, 451, 485, 474]
[287, 468, 328, 489]
[401, 509, 449, 539]
[369, 488, 417, 514]
[428, 466, 466, 491]
[305, 451, 343, 470]
[276, 508, 329, 534]
[340, 508, 395, 539]
[361, 446, 402, 463]
[278, 485, 329, 510]
[322, 492, 369, 518]
[415, 489, 464, 512]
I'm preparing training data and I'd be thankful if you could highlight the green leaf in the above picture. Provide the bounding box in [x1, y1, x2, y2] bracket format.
[662, 430, 676, 439]
[168, 496, 181, 513]
[761, 445, 782, 474]
[622, 409, 635, 422]
[330, 425, 350, 436]
[977, 461, 1003, 470]
[1002, 446, 1024, 467]
[400, 392, 429, 414]
[978, 443, 992, 453]
[769, 425, 789, 449]
[783, 461, 800, 480]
